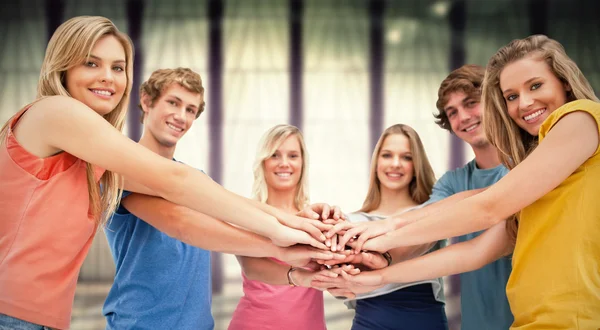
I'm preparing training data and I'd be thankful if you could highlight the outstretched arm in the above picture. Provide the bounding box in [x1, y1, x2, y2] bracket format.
[18, 96, 325, 248]
[335, 220, 513, 287]
[120, 193, 337, 265]
[361, 110, 598, 251]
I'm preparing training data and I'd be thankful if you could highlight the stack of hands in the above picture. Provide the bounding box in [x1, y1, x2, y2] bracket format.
[271, 203, 398, 299]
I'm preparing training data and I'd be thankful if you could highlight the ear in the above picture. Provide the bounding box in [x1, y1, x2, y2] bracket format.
[140, 93, 152, 114]
[564, 82, 572, 92]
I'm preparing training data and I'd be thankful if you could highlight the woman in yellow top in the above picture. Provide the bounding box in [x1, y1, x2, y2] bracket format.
[326, 35, 600, 329]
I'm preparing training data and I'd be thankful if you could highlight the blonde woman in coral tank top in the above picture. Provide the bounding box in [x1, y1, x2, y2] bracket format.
[0, 17, 332, 330]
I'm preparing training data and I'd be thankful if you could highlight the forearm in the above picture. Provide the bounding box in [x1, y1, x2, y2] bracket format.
[164, 168, 281, 238]
[383, 193, 499, 249]
[388, 242, 436, 264]
[174, 210, 281, 257]
[388, 188, 485, 229]
[123, 193, 281, 257]
[381, 222, 511, 284]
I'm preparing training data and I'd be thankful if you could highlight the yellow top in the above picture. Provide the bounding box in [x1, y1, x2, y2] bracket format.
[507, 99, 600, 329]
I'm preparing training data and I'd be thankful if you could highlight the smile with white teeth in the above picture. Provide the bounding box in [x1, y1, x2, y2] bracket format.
[386, 173, 403, 178]
[463, 123, 479, 132]
[167, 123, 184, 132]
[523, 109, 546, 121]
[91, 89, 112, 96]
[275, 172, 292, 177]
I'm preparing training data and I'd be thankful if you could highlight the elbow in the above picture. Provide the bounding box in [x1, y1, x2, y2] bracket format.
[154, 162, 188, 200]
[164, 207, 192, 243]
[478, 199, 504, 228]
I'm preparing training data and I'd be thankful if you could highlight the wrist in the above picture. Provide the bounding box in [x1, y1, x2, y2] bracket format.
[378, 268, 390, 285]
[287, 266, 304, 287]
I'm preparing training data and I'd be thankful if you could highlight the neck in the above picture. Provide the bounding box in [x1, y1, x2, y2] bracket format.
[138, 132, 176, 159]
[370, 186, 416, 217]
[266, 187, 298, 213]
[472, 143, 501, 169]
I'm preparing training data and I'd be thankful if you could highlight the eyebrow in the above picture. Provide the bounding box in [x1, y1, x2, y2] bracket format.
[502, 76, 542, 94]
[89, 54, 126, 64]
[444, 96, 470, 112]
[166, 95, 199, 109]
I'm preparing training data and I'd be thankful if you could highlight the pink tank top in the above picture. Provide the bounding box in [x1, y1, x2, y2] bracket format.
[228, 260, 326, 330]
[0, 106, 104, 329]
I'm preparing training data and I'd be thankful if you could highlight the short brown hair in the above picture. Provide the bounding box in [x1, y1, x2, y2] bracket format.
[139, 67, 205, 123]
[434, 64, 485, 132]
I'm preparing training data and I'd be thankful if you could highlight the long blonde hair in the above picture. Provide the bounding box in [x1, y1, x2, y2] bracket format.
[0, 16, 134, 226]
[252, 124, 310, 210]
[482, 34, 599, 242]
[359, 124, 436, 213]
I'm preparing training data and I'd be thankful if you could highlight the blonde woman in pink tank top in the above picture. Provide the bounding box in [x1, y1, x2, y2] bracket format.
[229, 125, 356, 330]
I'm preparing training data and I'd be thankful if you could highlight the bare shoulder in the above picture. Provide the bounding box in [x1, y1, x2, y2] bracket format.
[27, 95, 89, 118]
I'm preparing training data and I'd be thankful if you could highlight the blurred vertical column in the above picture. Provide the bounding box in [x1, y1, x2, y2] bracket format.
[289, 0, 304, 130]
[448, 0, 466, 171]
[208, 0, 224, 294]
[126, 0, 144, 142]
[45, 0, 64, 42]
[528, 0, 547, 35]
[368, 0, 385, 153]
[447, 1, 466, 329]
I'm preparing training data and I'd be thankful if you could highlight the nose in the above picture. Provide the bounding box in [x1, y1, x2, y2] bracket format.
[392, 156, 402, 167]
[457, 107, 471, 123]
[519, 92, 534, 111]
[99, 67, 114, 84]
[172, 107, 187, 124]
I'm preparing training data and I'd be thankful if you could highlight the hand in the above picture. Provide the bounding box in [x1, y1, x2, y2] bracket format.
[277, 245, 346, 268]
[348, 234, 393, 254]
[309, 264, 360, 290]
[297, 203, 346, 222]
[329, 218, 396, 253]
[316, 250, 388, 270]
[328, 282, 386, 297]
[270, 224, 328, 250]
[277, 213, 332, 245]
[339, 268, 385, 287]
[291, 264, 358, 288]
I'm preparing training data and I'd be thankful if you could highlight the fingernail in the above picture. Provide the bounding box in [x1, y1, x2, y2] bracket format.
[320, 235, 326, 241]
[325, 240, 331, 247]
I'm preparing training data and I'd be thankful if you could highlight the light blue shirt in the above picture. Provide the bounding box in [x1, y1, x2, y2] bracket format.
[425, 159, 513, 330]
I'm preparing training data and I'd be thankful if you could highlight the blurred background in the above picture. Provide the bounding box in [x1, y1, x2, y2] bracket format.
[1, 0, 599, 329]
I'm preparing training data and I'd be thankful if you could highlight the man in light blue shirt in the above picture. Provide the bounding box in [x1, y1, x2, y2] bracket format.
[425, 64, 513, 330]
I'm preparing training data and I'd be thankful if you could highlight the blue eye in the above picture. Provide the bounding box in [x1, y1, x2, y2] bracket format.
[506, 94, 517, 101]
[531, 82, 542, 90]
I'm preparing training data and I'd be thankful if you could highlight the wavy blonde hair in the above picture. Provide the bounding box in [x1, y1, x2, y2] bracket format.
[0, 16, 134, 226]
[482, 34, 599, 243]
[252, 124, 310, 210]
[359, 124, 436, 213]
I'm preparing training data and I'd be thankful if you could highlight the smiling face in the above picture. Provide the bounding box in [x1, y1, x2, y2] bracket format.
[376, 133, 414, 192]
[444, 91, 488, 148]
[64, 35, 127, 116]
[142, 83, 202, 148]
[263, 134, 303, 192]
[500, 56, 570, 136]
